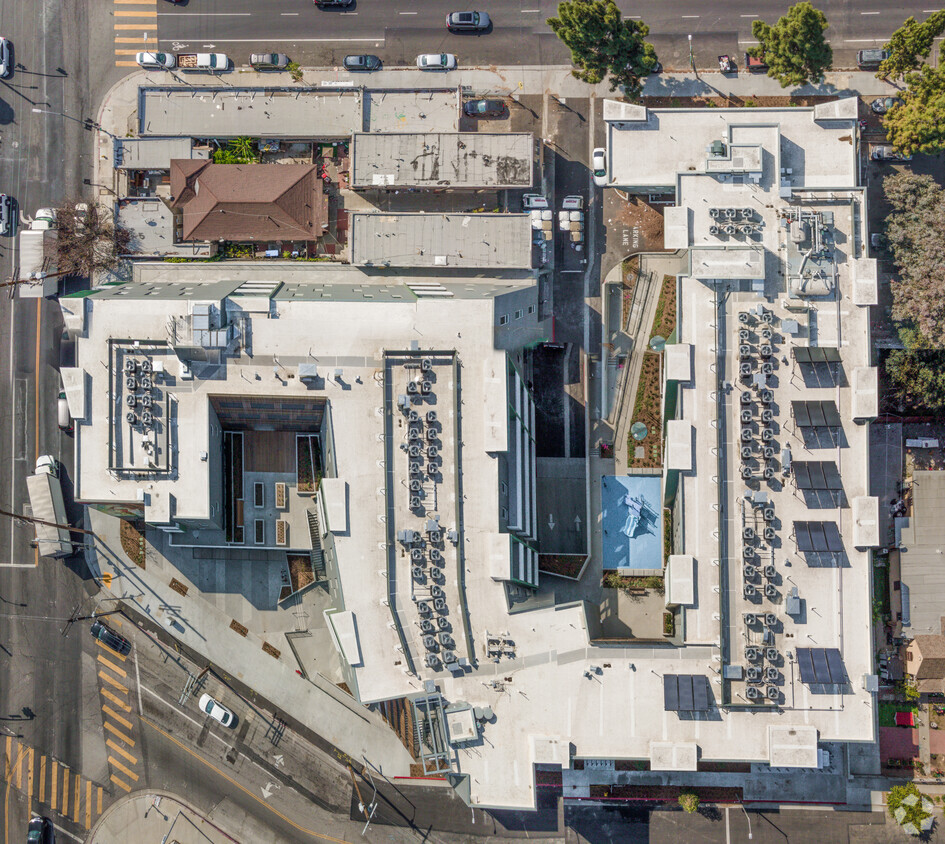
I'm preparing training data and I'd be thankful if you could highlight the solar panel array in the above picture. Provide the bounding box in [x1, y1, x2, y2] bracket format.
[792, 347, 841, 364]
[791, 400, 842, 428]
[792, 461, 842, 491]
[794, 520, 843, 552]
[663, 674, 711, 712]
[796, 647, 847, 685]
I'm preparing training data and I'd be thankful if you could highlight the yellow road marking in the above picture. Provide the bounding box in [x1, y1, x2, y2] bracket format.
[14, 742, 22, 790]
[97, 786, 103, 815]
[96, 642, 127, 663]
[26, 748, 34, 805]
[101, 688, 132, 712]
[85, 779, 92, 829]
[72, 774, 81, 824]
[115, 49, 150, 55]
[103, 721, 135, 746]
[114, 23, 156, 29]
[105, 740, 136, 765]
[50, 761, 58, 810]
[3, 744, 30, 844]
[112, 617, 123, 626]
[108, 757, 139, 782]
[115, 61, 140, 67]
[103, 705, 133, 730]
[61, 769, 69, 816]
[142, 716, 349, 842]
[102, 572, 113, 587]
[4, 737, 11, 774]
[110, 774, 131, 793]
[98, 670, 129, 692]
[97, 652, 127, 675]
[116, 37, 157, 43]
[38, 756, 46, 804]
[115, 9, 157, 16]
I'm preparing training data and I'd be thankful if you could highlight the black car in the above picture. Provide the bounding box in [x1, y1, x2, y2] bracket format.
[343, 54, 381, 71]
[90, 620, 131, 656]
[315, 0, 353, 6]
[27, 816, 53, 844]
[446, 11, 490, 31]
[463, 99, 506, 118]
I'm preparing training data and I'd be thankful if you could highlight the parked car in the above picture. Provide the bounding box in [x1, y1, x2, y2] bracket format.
[592, 147, 607, 187]
[250, 53, 288, 70]
[57, 391, 72, 433]
[198, 694, 236, 727]
[463, 99, 505, 117]
[446, 11, 491, 31]
[871, 145, 912, 162]
[870, 96, 900, 115]
[315, 0, 353, 6]
[90, 620, 131, 656]
[0, 37, 11, 79]
[26, 816, 53, 844]
[136, 51, 176, 70]
[0, 194, 13, 237]
[343, 54, 381, 71]
[416, 53, 456, 70]
[870, 232, 886, 250]
[857, 48, 889, 69]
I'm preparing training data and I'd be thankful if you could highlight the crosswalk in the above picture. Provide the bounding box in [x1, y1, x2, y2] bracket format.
[2, 736, 105, 831]
[113, 0, 158, 67]
[94, 620, 144, 794]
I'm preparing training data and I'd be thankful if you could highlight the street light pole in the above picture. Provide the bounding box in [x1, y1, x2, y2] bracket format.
[31, 106, 116, 138]
[688, 34, 697, 77]
[741, 804, 753, 839]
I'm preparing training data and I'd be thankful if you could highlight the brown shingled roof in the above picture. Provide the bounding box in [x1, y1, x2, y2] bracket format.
[912, 635, 945, 679]
[169, 161, 325, 242]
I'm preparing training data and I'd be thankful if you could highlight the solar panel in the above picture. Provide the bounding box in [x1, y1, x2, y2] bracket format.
[797, 648, 815, 683]
[664, 675, 680, 711]
[692, 676, 709, 711]
[812, 648, 830, 682]
[825, 648, 847, 684]
[795, 522, 814, 552]
[793, 347, 841, 364]
[795, 521, 843, 552]
[678, 676, 695, 711]
[824, 522, 843, 551]
[797, 647, 848, 685]
[792, 400, 842, 428]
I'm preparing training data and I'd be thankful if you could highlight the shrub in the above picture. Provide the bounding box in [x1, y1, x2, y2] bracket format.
[287, 60, 303, 82]
[678, 791, 699, 813]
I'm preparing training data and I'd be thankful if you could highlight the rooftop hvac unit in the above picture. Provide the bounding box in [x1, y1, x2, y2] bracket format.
[409, 496, 422, 509]
[427, 463, 438, 475]
[764, 613, 777, 627]
[723, 224, 736, 235]
[424, 654, 439, 669]
[739, 362, 752, 377]
[140, 376, 152, 390]
[743, 545, 755, 559]
[438, 632, 454, 648]
[740, 224, 753, 235]
[743, 564, 757, 580]
[762, 446, 775, 459]
[419, 618, 434, 633]
[761, 429, 774, 442]
[740, 208, 753, 220]
[442, 649, 456, 664]
[397, 395, 409, 411]
[407, 381, 418, 394]
[764, 565, 776, 580]
[761, 310, 774, 324]
[738, 328, 750, 343]
[140, 359, 152, 373]
[760, 390, 773, 404]
[124, 358, 136, 373]
[433, 597, 447, 612]
[790, 220, 808, 243]
[141, 410, 153, 426]
[420, 381, 432, 395]
[430, 547, 442, 561]
[427, 445, 439, 459]
[410, 479, 422, 492]
[141, 394, 153, 408]
[763, 526, 776, 541]
[739, 344, 752, 359]
[409, 461, 422, 475]
[740, 465, 752, 479]
[423, 635, 438, 651]
[764, 583, 778, 598]
[276, 520, 287, 547]
[421, 358, 433, 372]
[746, 685, 761, 700]
[411, 548, 424, 562]
[412, 565, 425, 580]
[744, 583, 756, 598]
[744, 612, 757, 625]
[740, 409, 752, 424]
[763, 507, 775, 521]
[426, 410, 437, 424]
[125, 377, 136, 391]
[740, 428, 752, 443]
[765, 647, 779, 662]
[408, 410, 420, 423]
[763, 467, 775, 481]
[426, 428, 437, 442]
[761, 409, 773, 423]
[125, 411, 136, 425]
[765, 667, 779, 682]
[447, 529, 458, 544]
[760, 326, 773, 340]
[408, 445, 422, 458]
[126, 394, 137, 407]
[766, 685, 779, 701]
[724, 207, 737, 219]
[740, 390, 752, 405]
[746, 666, 762, 683]
[417, 600, 431, 615]
[740, 446, 752, 461]
[431, 584, 444, 598]
[760, 360, 773, 375]
[738, 311, 751, 324]
[745, 646, 761, 662]
[760, 344, 773, 358]
[709, 207, 720, 218]
[437, 615, 450, 630]
[408, 428, 421, 442]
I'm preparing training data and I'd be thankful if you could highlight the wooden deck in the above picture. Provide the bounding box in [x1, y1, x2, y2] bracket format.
[243, 430, 296, 474]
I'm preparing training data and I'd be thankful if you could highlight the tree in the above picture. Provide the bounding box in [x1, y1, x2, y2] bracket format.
[887, 782, 933, 835]
[883, 64, 945, 156]
[878, 12, 945, 81]
[678, 790, 700, 813]
[749, 3, 832, 88]
[55, 200, 134, 278]
[885, 327, 945, 412]
[212, 137, 259, 164]
[547, 0, 658, 97]
[883, 173, 945, 345]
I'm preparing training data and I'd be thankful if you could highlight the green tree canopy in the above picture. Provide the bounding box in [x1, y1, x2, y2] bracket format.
[749, 2, 832, 88]
[883, 64, 945, 155]
[885, 327, 945, 412]
[878, 12, 945, 81]
[547, 0, 658, 97]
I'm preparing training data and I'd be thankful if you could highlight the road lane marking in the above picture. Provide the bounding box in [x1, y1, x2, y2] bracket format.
[107, 757, 139, 782]
[522, 9, 540, 12]
[280, 12, 299, 14]
[115, 61, 139, 66]
[97, 786, 103, 815]
[860, 10, 881, 13]
[85, 780, 92, 829]
[39, 756, 46, 803]
[97, 651, 128, 674]
[681, 14, 700, 18]
[51, 761, 58, 810]
[106, 740, 136, 765]
[115, 9, 157, 16]
[102, 688, 132, 711]
[115, 48, 150, 55]
[104, 722, 135, 746]
[115, 23, 156, 28]
[142, 715, 350, 843]
[115, 36, 156, 42]
[61, 769, 69, 815]
[103, 705, 133, 730]
[98, 670, 129, 692]
[72, 775, 81, 823]
[158, 36, 383, 42]
[110, 774, 132, 793]
[399, 10, 417, 13]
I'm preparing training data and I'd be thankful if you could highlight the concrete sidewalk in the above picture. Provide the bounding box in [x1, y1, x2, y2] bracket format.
[87, 792, 236, 844]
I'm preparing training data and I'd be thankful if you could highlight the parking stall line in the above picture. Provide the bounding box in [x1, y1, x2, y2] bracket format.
[101, 688, 132, 712]
[103, 721, 135, 746]
[105, 739, 136, 765]
[102, 705, 133, 730]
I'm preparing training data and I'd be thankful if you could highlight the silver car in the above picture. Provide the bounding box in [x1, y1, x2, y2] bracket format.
[0, 37, 11, 79]
[136, 51, 176, 69]
[250, 53, 289, 70]
[417, 53, 457, 70]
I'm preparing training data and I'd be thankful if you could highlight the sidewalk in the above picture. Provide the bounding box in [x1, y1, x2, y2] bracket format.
[87, 791, 237, 844]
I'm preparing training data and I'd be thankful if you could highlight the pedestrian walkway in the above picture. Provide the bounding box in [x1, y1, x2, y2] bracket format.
[88, 791, 236, 844]
[2, 735, 106, 832]
[112, 0, 158, 68]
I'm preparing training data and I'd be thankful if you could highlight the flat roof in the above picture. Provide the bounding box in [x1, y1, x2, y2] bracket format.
[349, 212, 534, 269]
[601, 475, 662, 573]
[117, 198, 213, 258]
[900, 471, 945, 635]
[115, 136, 207, 170]
[138, 86, 460, 139]
[350, 133, 533, 188]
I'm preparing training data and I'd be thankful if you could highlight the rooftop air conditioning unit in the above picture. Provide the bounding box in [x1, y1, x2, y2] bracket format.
[409, 496, 422, 509]
[421, 381, 432, 395]
[421, 359, 433, 372]
[407, 381, 418, 394]
[709, 207, 720, 218]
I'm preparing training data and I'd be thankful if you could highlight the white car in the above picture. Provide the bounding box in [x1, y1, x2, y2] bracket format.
[198, 694, 235, 727]
[416, 53, 457, 71]
[592, 147, 607, 187]
[136, 51, 176, 70]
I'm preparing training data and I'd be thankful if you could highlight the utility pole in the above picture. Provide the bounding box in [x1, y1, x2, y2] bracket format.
[688, 34, 697, 77]
[0, 506, 99, 541]
[348, 765, 377, 836]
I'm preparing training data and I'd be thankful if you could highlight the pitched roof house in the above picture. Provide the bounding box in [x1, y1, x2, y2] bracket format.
[904, 635, 945, 694]
[169, 161, 326, 242]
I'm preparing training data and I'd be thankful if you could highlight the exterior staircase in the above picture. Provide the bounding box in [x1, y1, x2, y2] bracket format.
[307, 508, 327, 582]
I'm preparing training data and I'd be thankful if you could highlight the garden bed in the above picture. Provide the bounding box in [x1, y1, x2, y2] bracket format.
[119, 519, 146, 568]
[628, 352, 662, 468]
[603, 571, 664, 594]
[280, 554, 316, 602]
[539, 554, 586, 579]
[650, 273, 677, 342]
[642, 94, 838, 110]
[296, 434, 322, 494]
[587, 784, 743, 803]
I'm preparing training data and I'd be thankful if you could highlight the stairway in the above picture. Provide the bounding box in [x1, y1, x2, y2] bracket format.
[306, 509, 327, 581]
